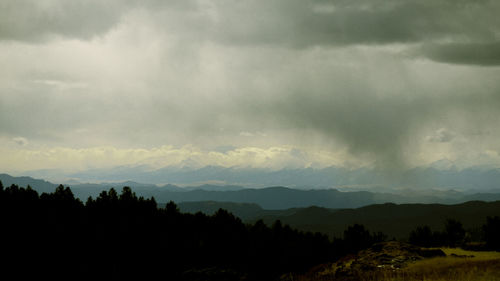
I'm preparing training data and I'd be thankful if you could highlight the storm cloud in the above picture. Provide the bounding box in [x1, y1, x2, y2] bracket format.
[420, 41, 500, 66]
[2, 1, 498, 45]
[1, 0, 500, 174]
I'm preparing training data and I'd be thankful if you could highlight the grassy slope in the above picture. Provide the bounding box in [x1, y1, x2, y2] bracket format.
[387, 249, 500, 281]
[291, 249, 500, 281]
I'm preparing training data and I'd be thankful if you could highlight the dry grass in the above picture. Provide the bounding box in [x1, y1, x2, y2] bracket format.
[289, 248, 500, 281]
[440, 248, 500, 260]
[385, 257, 500, 281]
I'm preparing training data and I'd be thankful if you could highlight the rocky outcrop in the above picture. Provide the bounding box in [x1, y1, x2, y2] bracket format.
[315, 241, 446, 280]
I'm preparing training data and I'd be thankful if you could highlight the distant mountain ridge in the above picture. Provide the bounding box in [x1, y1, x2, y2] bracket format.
[0, 173, 57, 193]
[25, 164, 500, 193]
[2, 173, 500, 210]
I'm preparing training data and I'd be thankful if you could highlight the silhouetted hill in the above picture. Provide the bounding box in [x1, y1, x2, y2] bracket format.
[165, 199, 500, 240]
[173, 201, 323, 220]
[150, 187, 383, 209]
[256, 201, 500, 239]
[105, 186, 500, 210]
[177, 201, 264, 219]
[0, 173, 57, 193]
[2, 173, 500, 209]
[0, 175, 383, 209]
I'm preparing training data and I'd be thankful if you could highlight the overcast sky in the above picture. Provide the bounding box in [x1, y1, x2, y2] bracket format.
[1, 0, 500, 174]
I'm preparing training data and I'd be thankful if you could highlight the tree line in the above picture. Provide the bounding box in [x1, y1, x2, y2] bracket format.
[409, 217, 500, 250]
[0, 181, 383, 281]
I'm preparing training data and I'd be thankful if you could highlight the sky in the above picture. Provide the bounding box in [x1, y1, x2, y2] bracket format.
[1, 0, 500, 176]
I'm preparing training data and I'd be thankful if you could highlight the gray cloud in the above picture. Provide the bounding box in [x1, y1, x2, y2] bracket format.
[2, 0, 499, 50]
[419, 41, 500, 66]
[209, 0, 500, 47]
[4, 37, 500, 169]
[210, 47, 500, 170]
[0, 0, 196, 42]
[1, 0, 500, 175]
[237, 88, 431, 171]
[426, 128, 456, 143]
[0, 0, 123, 42]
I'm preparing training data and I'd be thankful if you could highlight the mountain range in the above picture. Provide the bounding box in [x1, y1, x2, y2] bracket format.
[2, 173, 500, 239]
[21, 164, 500, 193]
[2, 173, 500, 210]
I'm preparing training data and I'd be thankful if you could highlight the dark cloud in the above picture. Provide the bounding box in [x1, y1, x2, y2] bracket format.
[3, 0, 499, 50]
[2, 0, 500, 173]
[202, 0, 500, 49]
[419, 41, 500, 66]
[0, 0, 196, 42]
[215, 51, 500, 171]
[0, 0, 123, 42]
[249, 91, 433, 170]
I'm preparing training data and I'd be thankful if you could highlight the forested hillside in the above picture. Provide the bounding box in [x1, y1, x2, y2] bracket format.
[2, 181, 499, 280]
[0, 181, 382, 280]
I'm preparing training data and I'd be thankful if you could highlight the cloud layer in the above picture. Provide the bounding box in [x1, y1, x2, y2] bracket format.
[1, 0, 500, 175]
